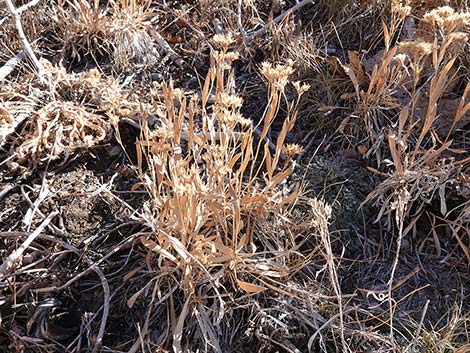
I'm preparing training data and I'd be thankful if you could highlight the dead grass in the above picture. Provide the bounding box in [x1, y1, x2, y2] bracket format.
[1, 1, 470, 353]
[49, 0, 160, 71]
[1, 59, 128, 172]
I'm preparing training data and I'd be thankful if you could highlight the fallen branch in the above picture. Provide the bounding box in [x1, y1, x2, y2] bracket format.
[3, 0, 44, 76]
[245, 0, 315, 44]
[0, 51, 26, 81]
[152, 28, 184, 68]
[0, 211, 57, 277]
[237, 0, 245, 38]
[0, 0, 41, 26]
[16, 0, 42, 14]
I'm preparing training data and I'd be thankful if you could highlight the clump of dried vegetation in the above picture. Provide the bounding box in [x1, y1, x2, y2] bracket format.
[120, 41, 321, 350]
[358, 4, 470, 257]
[1, 60, 130, 173]
[1, 0, 470, 353]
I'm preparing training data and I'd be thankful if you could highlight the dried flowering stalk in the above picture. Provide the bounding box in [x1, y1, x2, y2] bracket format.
[366, 6, 470, 261]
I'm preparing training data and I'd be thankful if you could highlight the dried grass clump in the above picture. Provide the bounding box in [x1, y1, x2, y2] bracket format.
[337, 2, 412, 156]
[194, 0, 261, 35]
[50, 0, 159, 71]
[409, 307, 470, 353]
[2, 60, 128, 171]
[121, 40, 331, 351]
[10, 101, 110, 168]
[342, 3, 470, 149]
[299, 0, 388, 56]
[41, 60, 127, 111]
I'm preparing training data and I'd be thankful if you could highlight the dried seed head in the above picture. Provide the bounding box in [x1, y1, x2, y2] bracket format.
[261, 62, 275, 80]
[292, 81, 311, 95]
[282, 143, 303, 157]
[398, 5, 412, 18]
[212, 50, 239, 69]
[261, 61, 295, 81]
[434, 6, 455, 18]
[215, 110, 237, 125]
[443, 13, 470, 29]
[217, 92, 243, 109]
[236, 116, 252, 127]
[423, 6, 454, 27]
[224, 51, 240, 63]
[212, 33, 235, 51]
[392, 1, 412, 18]
[423, 6, 470, 29]
[398, 40, 435, 59]
[261, 61, 295, 90]
[448, 31, 469, 44]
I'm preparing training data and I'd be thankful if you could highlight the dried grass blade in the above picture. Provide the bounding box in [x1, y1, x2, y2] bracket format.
[172, 298, 190, 353]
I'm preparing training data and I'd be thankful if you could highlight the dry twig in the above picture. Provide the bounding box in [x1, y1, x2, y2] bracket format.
[3, 0, 44, 76]
[0, 51, 25, 81]
[0, 0, 40, 26]
[245, 0, 314, 44]
[0, 211, 57, 277]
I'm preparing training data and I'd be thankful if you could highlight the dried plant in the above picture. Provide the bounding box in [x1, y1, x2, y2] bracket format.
[51, 0, 113, 64]
[365, 6, 470, 260]
[2, 60, 128, 172]
[49, 0, 159, 71]
[113, 39, 329, 351]
[2, 2, 470, 353]
[338, 1, 412, 160]
[10, 101, 110, 167]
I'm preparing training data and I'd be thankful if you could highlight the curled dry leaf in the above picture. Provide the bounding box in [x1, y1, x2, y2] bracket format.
[10, 101, 111, 168]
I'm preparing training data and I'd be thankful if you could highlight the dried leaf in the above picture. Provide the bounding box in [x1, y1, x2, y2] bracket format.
[140, 236, 177, 262]
[348, 51, 369, 89]
[127, 287, 146, 308]
[173, 298, 189, 353]
[237, 279, 266, 293]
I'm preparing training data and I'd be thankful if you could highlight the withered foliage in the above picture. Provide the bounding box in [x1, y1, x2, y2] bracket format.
[1, 1, 470, 353]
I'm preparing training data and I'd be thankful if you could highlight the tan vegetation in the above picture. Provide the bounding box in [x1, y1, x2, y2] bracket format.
[0, 1, 469, 352]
